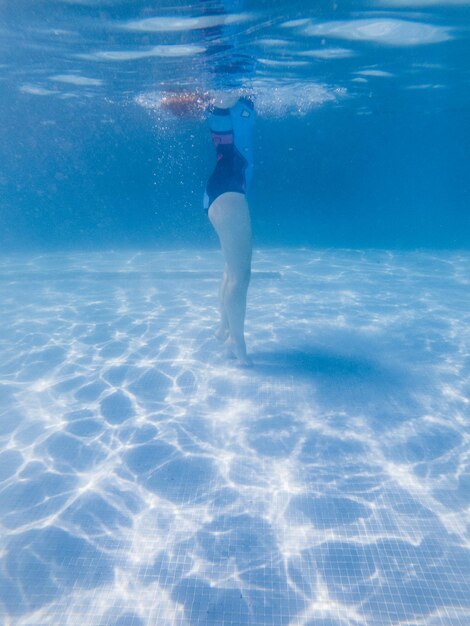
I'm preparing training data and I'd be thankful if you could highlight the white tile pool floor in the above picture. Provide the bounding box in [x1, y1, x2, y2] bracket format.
[0, 248, 469, 626]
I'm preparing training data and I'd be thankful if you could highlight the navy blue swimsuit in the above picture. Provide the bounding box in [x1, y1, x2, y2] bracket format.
[204, 97, 255, 210]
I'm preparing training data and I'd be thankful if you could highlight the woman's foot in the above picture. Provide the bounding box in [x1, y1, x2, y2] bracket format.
[236, 354, 253, 368]
[225, 339, 252, 367]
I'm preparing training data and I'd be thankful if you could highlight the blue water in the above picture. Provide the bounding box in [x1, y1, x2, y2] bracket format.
[1, 1, 470, 625]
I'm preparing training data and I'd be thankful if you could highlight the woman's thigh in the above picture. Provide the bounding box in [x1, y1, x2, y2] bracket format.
[208, 192, 252, 274]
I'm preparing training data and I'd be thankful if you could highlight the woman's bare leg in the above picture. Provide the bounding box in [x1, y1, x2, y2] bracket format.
[209, 192, 252, 365]
[214, 266, 229, 341]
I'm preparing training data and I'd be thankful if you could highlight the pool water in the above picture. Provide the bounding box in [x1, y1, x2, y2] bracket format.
[1, 1, 469, 624]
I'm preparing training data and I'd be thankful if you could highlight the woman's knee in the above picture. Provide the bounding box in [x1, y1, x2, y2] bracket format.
[242, 265, 251, 284]
[226, 266, 250, 289]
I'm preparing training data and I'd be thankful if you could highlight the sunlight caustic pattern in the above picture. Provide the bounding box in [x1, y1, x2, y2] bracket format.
[0, 248, 469, 625]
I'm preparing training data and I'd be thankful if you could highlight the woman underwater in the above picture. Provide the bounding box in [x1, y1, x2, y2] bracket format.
[162, 91, 255, 366]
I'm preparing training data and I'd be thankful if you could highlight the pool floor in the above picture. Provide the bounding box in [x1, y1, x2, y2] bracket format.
[0, 248, 469, 626]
